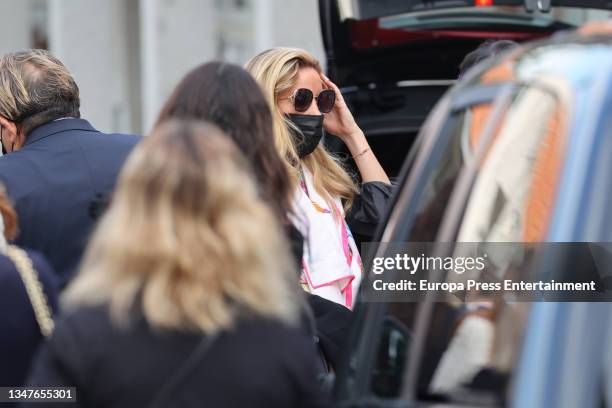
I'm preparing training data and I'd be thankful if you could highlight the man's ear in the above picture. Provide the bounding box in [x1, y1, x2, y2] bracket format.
[0, 117, 23, 149]
[0, 117, 17, 140]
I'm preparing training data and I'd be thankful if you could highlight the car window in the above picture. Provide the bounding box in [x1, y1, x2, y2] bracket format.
[416, 81, 570, 404]
[458, 82, 566, 242]
[406, 107, 472, 242]
[365, 77, 570, 402]
[367, 105, 478, 398]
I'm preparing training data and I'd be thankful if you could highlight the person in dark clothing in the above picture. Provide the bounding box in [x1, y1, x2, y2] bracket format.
[27, 120, 325, 408]
[0, 184, 58, 388]
[0, 251, 57, 388]
[28, 306, 322, 408]
[0, 49, 139, 285]
[156, 61, 354, 369]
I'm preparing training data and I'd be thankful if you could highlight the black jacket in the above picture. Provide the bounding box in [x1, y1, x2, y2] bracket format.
[0, 249, 58, 387]
[0, 119, 139, 285]
[346, 181, 394, 243]
[27, 305, 326, 408]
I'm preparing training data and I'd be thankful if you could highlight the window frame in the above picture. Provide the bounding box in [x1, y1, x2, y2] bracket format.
[333, 83, 518, 405]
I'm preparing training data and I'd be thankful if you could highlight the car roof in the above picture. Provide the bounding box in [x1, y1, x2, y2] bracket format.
[462, 33, 612, 90]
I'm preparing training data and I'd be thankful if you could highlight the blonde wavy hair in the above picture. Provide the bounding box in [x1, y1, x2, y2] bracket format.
[64, 120, 300, 333]
[245, 47, 358, 209]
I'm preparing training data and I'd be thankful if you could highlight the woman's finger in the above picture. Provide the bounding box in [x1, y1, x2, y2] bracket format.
[322, 75, 340, 93]
[321, 74, 340, 93]
[322, 75, 346, 106]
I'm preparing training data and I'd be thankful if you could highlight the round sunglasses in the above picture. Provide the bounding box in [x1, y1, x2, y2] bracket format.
[281, 88, 336, 114]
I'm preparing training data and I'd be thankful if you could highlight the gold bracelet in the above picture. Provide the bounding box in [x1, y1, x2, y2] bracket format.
[352, 147, 371, 159]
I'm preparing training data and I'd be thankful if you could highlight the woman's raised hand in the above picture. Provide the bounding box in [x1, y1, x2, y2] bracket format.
[320, 74, 364, 143]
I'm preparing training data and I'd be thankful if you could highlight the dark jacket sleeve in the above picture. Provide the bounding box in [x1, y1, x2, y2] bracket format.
[0, 250, 58, 388]
[26, 313, 86, 408]
[346, 181, 394, 237]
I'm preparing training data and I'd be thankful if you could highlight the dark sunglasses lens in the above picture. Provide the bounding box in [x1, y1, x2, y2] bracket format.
[293, 88, 313, 112]
[317, 89, 336, 113]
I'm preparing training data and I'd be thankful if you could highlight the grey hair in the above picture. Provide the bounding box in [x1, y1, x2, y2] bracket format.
[0, 49, 80, 135]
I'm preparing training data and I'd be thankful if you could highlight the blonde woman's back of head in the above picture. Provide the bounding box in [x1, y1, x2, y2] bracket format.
[245, 48, 358, 208]
[65, 119, 300, 333]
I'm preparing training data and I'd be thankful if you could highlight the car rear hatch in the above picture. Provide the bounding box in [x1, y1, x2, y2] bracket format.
[320, 0, 611, 179]
[321, 0, 611, 84]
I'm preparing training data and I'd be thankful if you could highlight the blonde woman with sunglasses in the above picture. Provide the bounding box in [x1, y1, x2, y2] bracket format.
[247, 48, 391, 309]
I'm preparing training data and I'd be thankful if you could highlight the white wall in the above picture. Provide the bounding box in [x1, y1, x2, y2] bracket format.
[3, 0, 326, 135]
[268, 0, 325, 65]
[48, 0, 217, 134]
[218, 0, 326, 67]
[49, 0, 138, 134]
[157, 0, 216, 98]
[0, 1, 31, 56]
[140, 0, 216, 133]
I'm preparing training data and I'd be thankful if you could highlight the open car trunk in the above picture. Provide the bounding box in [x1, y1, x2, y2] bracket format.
[319, 0, 611, 178]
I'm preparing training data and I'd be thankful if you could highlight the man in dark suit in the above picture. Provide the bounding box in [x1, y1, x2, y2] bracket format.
[0, 49, 139, 285]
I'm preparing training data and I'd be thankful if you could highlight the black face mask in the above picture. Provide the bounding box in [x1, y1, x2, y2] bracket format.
[285, 114, 324, 158]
